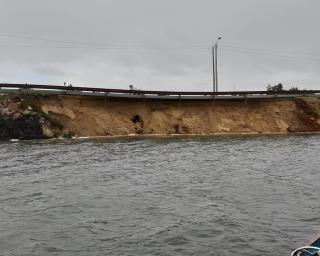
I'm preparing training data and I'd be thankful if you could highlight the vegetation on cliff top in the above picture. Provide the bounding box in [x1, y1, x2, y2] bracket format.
[266, 83, 306, 92]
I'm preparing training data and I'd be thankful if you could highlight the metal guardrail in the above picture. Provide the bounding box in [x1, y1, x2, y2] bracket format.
[0, 83, 319, 98]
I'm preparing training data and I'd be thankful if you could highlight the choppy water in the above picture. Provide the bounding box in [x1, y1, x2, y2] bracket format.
[0, 135, 319, 256]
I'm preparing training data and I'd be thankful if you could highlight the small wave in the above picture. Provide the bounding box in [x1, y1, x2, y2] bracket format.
[299, 216, 320, 222]
[164, 235, 189, 246]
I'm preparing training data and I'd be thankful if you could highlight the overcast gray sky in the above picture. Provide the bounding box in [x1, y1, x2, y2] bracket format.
[0, 0, 319, 91]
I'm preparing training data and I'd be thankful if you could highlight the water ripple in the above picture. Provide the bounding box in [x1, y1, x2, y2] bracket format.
[0, 134, 319, 255]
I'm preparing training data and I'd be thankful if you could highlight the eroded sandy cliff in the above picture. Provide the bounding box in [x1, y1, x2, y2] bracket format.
[0, 94, 319, 140]
[39, 95, 320, 137]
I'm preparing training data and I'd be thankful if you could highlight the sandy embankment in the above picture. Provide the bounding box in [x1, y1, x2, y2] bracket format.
[37, 95, 320, 138]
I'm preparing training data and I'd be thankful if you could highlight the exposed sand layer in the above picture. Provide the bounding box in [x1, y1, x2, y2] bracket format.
[37, 95, 320, 137]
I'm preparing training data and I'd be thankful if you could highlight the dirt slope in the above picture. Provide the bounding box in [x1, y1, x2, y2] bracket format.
[36, 95, 320, 137]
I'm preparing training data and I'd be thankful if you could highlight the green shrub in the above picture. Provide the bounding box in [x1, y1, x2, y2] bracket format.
[267, 83, 284, 92]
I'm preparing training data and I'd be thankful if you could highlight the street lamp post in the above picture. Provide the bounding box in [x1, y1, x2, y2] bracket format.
[212, 37, 222, 92]
[212, 45, 215, 92]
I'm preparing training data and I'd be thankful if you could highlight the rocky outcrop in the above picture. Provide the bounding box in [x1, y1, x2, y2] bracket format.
[0, 116, 45, 140]
[0, 95, 60, 140]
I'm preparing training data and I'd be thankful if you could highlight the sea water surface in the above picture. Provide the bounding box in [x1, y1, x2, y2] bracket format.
[0, 135, 319, 256]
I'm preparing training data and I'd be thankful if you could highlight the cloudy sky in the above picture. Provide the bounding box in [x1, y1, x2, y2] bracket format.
[0, 0, 319, 91]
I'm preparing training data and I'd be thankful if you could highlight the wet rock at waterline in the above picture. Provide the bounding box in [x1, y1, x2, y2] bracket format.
[0, 116, 46, 140]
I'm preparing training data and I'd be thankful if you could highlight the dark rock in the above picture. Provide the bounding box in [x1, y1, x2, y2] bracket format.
[0, 116, 46, 140]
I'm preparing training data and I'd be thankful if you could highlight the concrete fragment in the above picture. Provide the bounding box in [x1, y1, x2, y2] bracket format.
[12, 112, 22, 120]
[1, 108, 12, 116]
[23, 110, 31, 115]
